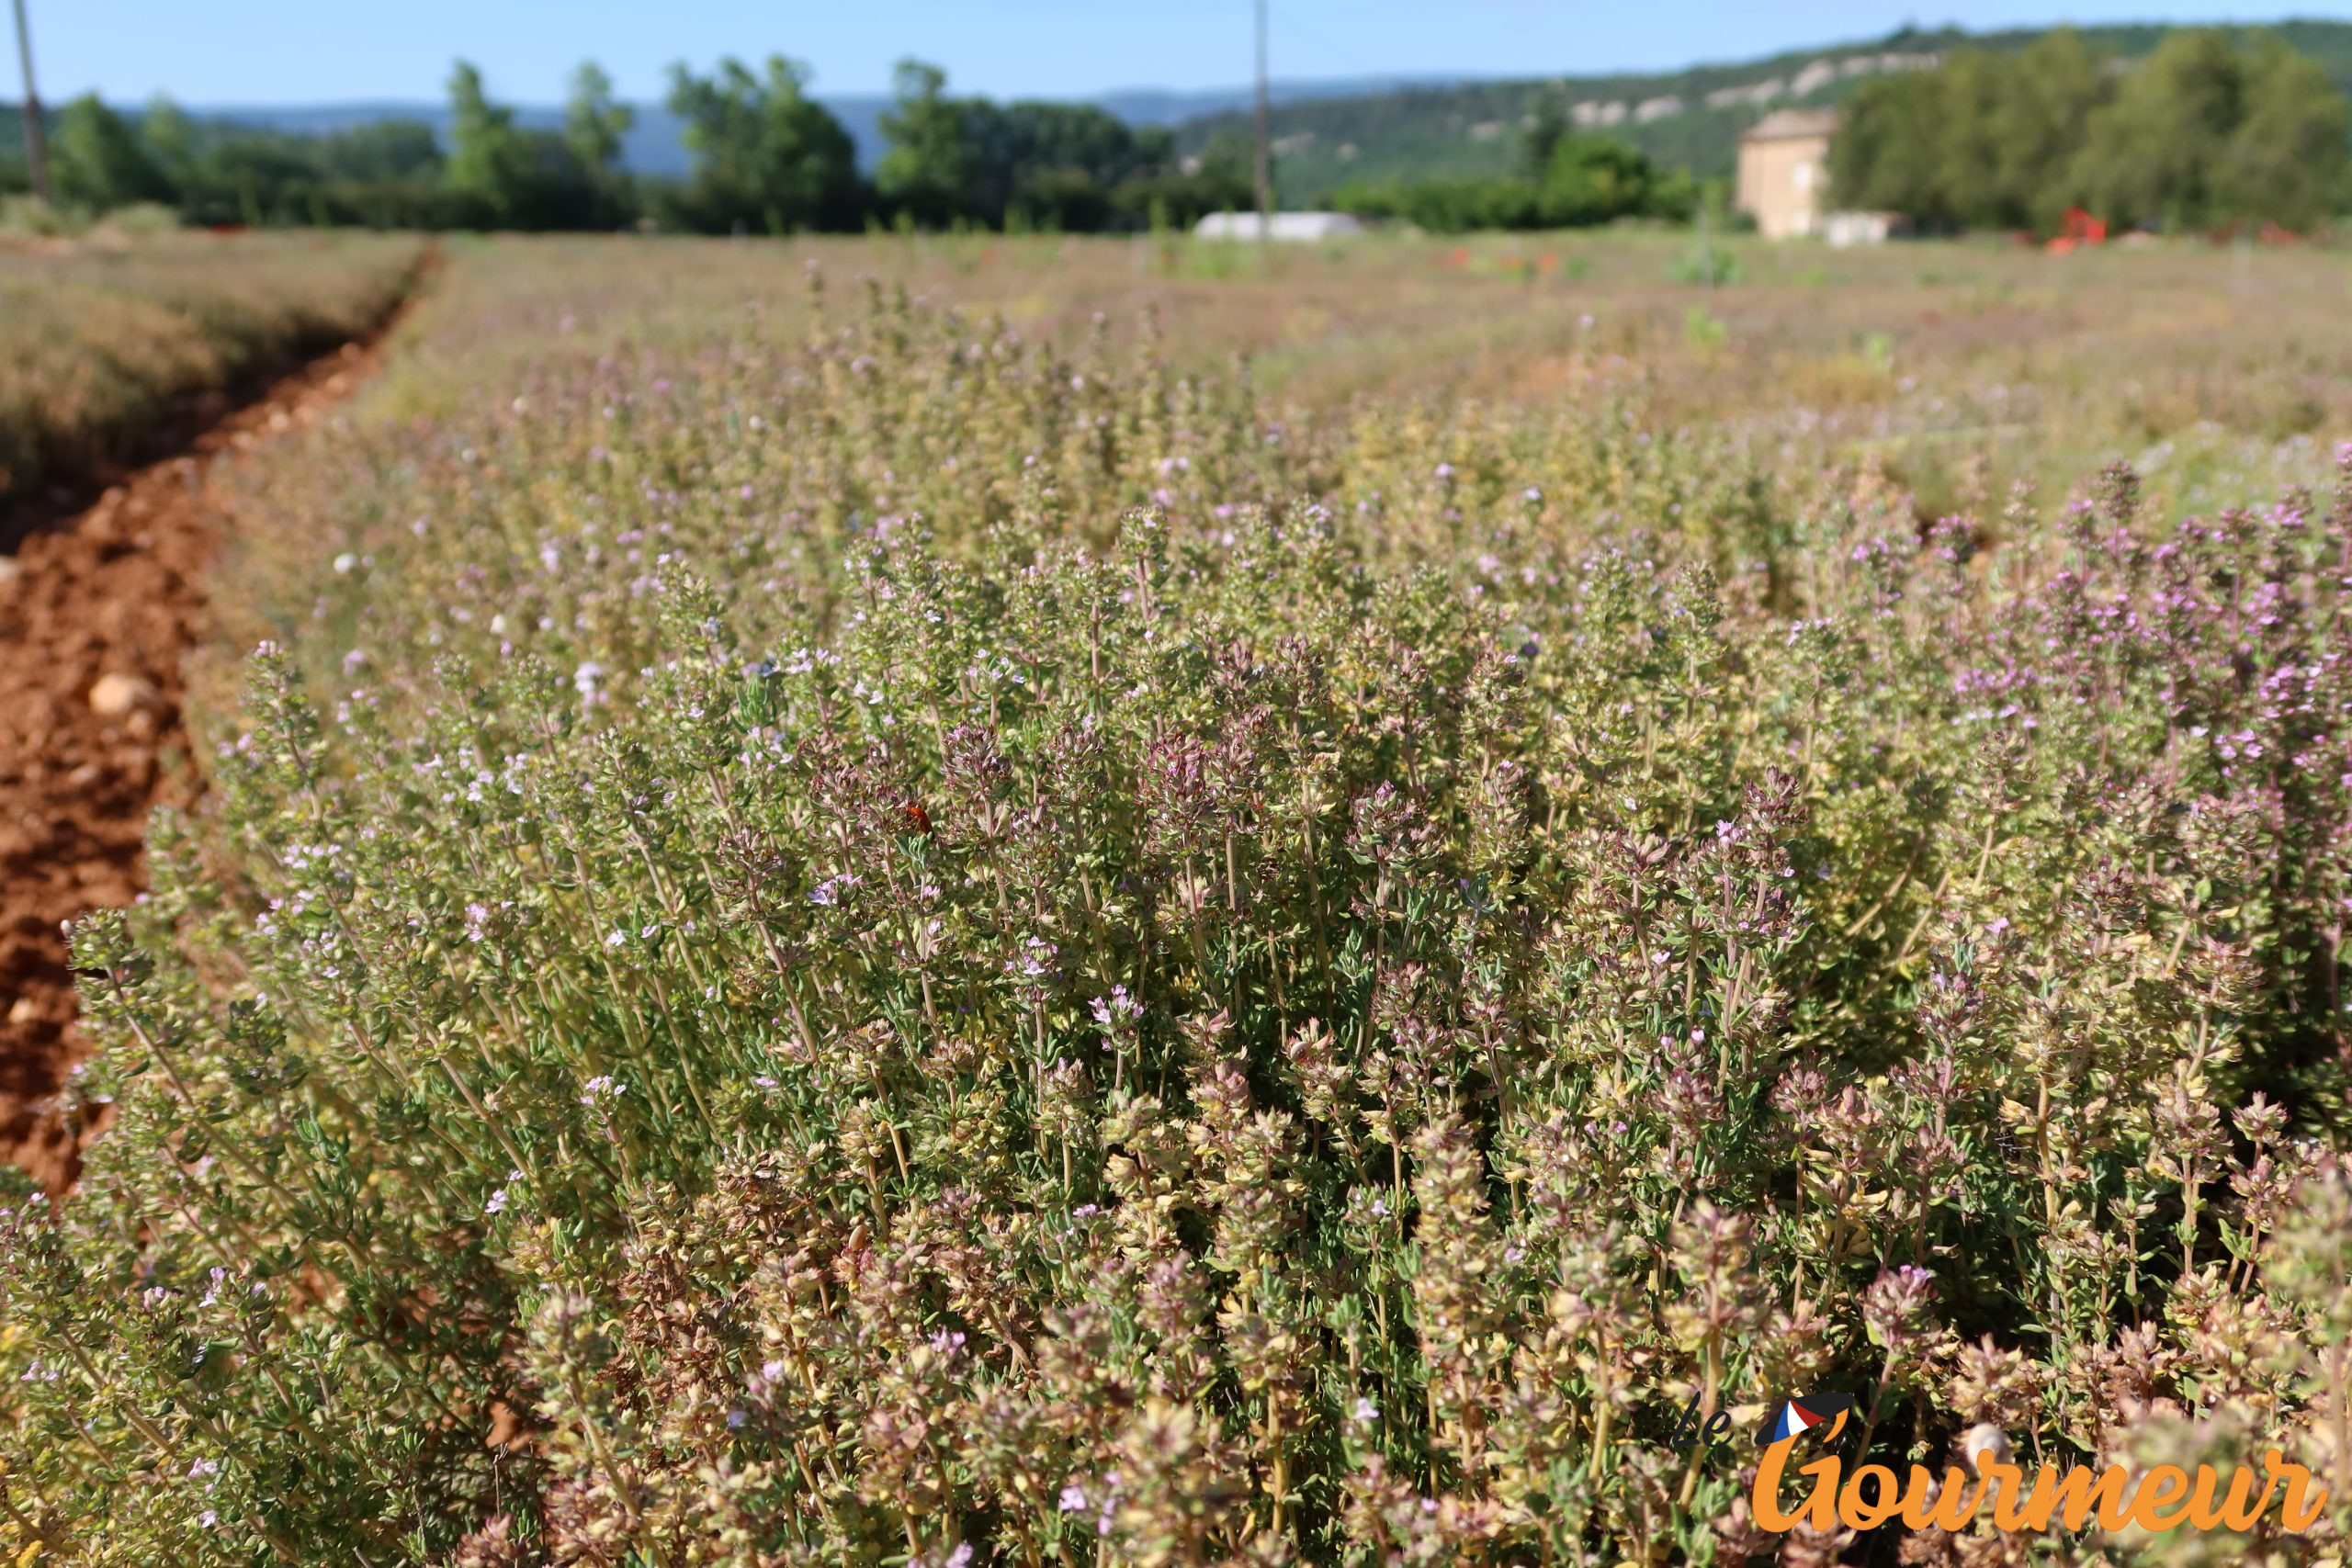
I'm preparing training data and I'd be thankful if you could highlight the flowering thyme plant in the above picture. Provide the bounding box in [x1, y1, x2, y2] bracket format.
[5, 271, 2352, 1567]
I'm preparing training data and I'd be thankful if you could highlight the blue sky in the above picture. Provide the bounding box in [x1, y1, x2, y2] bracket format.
[17, 0, 2352, 106]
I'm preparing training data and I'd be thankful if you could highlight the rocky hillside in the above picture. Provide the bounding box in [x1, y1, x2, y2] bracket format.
[1170, 20, 2352, 199]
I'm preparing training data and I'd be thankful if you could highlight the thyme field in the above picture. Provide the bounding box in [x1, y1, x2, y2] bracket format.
[10, 232, 2352, 1566]
[0, 232, 422, 518]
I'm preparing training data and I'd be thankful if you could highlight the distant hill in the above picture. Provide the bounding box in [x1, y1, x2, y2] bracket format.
[1170, 19, 2352, 199]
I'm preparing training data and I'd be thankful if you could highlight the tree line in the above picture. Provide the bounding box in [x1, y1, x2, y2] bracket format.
[0, 57, 1258, 233]
[1328, 111, 1702, 232]
[13, 25, 2348, 237]
[1830, 27, 2352, 232]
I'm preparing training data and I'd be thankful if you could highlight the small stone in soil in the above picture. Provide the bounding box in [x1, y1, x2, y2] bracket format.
[87, 673, 158, 717]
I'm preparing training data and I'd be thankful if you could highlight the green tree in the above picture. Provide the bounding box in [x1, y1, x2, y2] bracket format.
[2074, 28, 2246, 231]
[191, 132, 323, 227]
[664, 55, 864, 233]
[1535, 132, 1670, 225]
[1331, 133, 1679, 232]
[564, 62, 638, 228]
[1983, 29, 2108, 230]
[2075, 28, 2350, 231]
[140, 95, 198, 196]
[317, 120, 445, 184]
[2218, 37, 2350, 230]
[876, 59, 972, 228]
[1522, 100, 1566, 181]
[564, 62, 634, 176]
[314, 120, 453, 230]
[878, 62, 1201, 231]
[445, 61, 528, 222]
[972, 101, 1168, 230]
[50, 94, 173, 211]
[1110, 130, 1254, 230]
[445, 60, 606, 231]
[1826, 71, 1952, 225]
[1833, 28, 2344, 233]
[1897, 33, 2109, 231]
[1930, 51, 2018, 228]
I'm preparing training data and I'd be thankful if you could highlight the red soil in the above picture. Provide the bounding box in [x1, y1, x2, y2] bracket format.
[0, 316, 410, 1190]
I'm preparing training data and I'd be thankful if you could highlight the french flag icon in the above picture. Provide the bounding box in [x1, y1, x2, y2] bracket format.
[1758, 1391, 1854, 1446]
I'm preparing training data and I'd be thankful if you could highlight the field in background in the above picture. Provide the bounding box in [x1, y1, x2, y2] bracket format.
[377, 231, 2351, 517]
[9, 229, 2319, 534]
[0, 232, 421, 525]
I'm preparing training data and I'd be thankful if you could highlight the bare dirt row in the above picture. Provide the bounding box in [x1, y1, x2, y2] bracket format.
[0, 297, 418, 1190]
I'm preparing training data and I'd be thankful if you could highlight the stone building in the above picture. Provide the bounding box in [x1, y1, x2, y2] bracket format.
[1736, 109, 1840, 240]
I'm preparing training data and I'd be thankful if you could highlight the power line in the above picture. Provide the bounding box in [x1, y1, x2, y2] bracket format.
[1253, 0, 1271, 223]
[10, 0, 45, 201]
[1262, 5, 1384, 83]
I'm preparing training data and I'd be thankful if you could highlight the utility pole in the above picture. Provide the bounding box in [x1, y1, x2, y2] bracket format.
[1252, 0, 1271, 233]
[10, 0, 46, 202]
